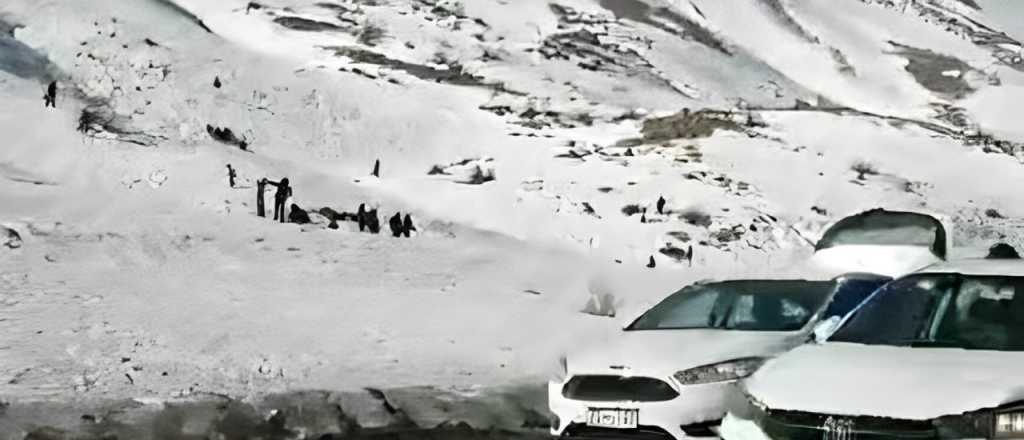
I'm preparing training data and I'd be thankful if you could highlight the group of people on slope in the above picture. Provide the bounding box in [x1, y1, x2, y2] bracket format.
[231, 165, 415, 236]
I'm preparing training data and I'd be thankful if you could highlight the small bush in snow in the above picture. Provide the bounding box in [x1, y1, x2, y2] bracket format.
[679, 208, 712, 227]
[461, 165, 495, 184]
[621, 204, 642, 216]
[850, 160, 879, 180]
[986, 208, 1005, 219]
[358, 22, 388, 47]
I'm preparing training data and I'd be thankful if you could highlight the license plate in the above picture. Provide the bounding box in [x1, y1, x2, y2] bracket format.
[586, 408, 638, 429]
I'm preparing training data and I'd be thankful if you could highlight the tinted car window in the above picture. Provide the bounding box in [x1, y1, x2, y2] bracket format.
[830, 274, 1024, 351]
[628, 280, 835, 332]
[822, 276, 891, 319]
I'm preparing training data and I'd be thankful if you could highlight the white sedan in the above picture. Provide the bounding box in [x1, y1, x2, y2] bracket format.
[549, 274, 889, 439]
[721, 258, 1024, 440]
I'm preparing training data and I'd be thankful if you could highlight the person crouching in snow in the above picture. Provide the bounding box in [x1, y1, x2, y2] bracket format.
[266, 177, 292, 223]
[389, 212, 403, 237]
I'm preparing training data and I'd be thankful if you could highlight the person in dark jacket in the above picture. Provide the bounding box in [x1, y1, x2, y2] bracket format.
[226, 164, 237, 187]
[402, 214, 415, 238]
[256, 178, 267, 217]
[365, 208, 380, 234]
[656, 196, 666, 215]
[266, 178, 292, 223]
[372, 159, 380, 178]
[357, 204, 367, 232]
[43, 81, 57, 108]
[289, 204, 311, 224]
[389, 212, 403, 237]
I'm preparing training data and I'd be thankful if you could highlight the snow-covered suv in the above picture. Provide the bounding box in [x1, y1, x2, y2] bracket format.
[722, 259, 1024, 440]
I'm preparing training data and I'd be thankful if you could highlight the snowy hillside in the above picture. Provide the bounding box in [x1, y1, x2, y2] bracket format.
[2, 0, 1024, 422]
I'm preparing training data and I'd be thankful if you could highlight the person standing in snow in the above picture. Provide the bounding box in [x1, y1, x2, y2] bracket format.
[402, 214, 415, 238]
[266, 177, 292, 223]
[226, 164, 237, 188]
[357, 204, 367, 232]
[656, 196, 666, 215]
[371, 159, 380, 178]
[43, 81, 57, 108]
[256, 178, 267, 217]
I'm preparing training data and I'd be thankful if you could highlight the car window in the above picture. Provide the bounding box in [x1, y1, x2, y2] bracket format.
[830, 274, 1024, 351]
[725, 295, 811, 331]
[632, 288, 721, 329]
[627, 280, 834, 331]
[822, 277, 890, 319]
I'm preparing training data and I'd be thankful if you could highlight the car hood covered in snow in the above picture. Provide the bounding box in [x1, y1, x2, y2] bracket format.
[567, 329, 806, 380]
[746, 343, 1024, 420]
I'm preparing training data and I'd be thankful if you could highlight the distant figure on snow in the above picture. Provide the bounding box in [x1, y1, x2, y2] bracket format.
[389, 212, 403, 237]
[43, 81, 57, 108]
[656, 196, 666, 215]
[266, 177, 293, 223]
[686, 245, 694, 267]
[357, 204, 368, 231]
[646, 255, 656, 268]
[213, 76, 222, 89]
[372, 159, 381, 178]
[256, 178, 267, 217]
[226, 164, 236, 187]
[289, 204, 311, 224]
[364, 208, 381, 234]
[402, 213, 415, 238]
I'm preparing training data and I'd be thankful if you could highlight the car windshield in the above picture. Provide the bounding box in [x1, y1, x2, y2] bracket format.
[627, 280, 836, 332]
[830, 273, 1024, 351]
[815, 210, 946, 258]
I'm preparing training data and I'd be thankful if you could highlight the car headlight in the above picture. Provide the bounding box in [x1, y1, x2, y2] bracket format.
[673, 357, 766, 385]
[996, 407, 1024, 438]
[933, 405, 1024, 439]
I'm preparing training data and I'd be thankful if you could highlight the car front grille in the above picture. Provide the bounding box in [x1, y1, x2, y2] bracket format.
[561, 375, 678, 402]
[563, 423, 676, 439]
[761, 410, 937, 440]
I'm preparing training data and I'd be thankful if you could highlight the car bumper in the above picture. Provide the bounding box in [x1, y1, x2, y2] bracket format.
[548, 379, 744, 439]
[718, 412, 772, 440]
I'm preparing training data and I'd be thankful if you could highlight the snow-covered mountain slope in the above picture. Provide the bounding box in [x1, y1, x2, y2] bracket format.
[1, 0, 1024, 404]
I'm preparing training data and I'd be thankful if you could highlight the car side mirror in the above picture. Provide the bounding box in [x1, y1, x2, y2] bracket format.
[812, 315, 842, 344]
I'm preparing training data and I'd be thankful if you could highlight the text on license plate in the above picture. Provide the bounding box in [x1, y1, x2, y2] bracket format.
[587, 408, 638, 429]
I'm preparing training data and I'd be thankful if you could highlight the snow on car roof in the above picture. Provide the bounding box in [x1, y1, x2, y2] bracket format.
[915, 258, 1024, 277]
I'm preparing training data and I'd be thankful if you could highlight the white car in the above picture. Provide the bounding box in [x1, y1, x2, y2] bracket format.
[548, 209, 949, 439]
[548, 274, 890, 439]
[721, 258, 1024, 440]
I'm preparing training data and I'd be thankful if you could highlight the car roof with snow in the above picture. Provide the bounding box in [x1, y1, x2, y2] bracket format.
[915, 258, 1024, 277]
